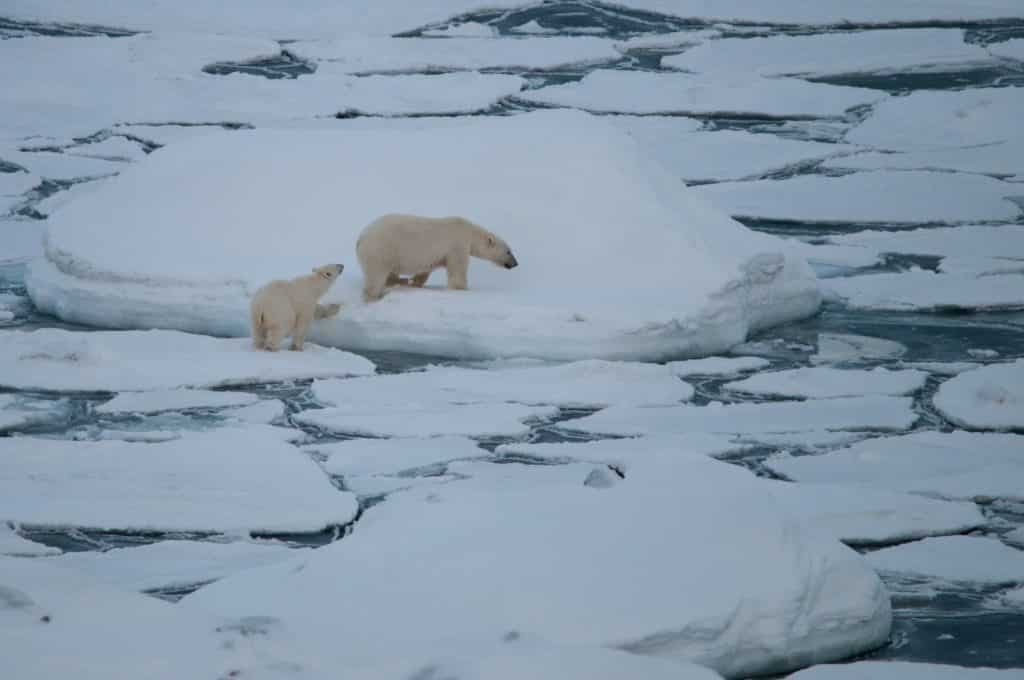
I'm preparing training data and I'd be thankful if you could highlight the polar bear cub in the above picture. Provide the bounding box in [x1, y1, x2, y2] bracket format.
[356, 214, 518, 302]
[250, 264, 343, 351]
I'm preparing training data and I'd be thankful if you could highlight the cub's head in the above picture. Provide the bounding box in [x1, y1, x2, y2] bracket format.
[479, 233, 518, 270]
[313, 263, 344, 281]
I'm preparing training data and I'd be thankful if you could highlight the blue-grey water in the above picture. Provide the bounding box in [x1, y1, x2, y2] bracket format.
[2, 3, 1023, 677]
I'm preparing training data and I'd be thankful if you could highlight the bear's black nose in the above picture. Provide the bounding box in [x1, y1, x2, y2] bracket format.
[506, 255, 519, 269]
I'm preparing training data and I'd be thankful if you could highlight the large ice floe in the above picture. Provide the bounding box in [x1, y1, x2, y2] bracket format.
[27, 110, 821, 361]
[724, 366, 928, 399]
[766, 431, 1024, 503]
[181, 454, 892, 678]
[823, 271, 1024, 312]
[933, 360, 1024, 431]
[866, 536, 1024, 586]
[0, 426, 358, 534]
[788, 661, 1020, 679]
[0, 328, 374, 392]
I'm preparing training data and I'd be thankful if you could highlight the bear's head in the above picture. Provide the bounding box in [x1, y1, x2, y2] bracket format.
[313, 263, 344, 280]
[477, 233, 518, 270]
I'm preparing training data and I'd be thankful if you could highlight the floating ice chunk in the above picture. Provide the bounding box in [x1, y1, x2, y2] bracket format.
[766, 431, 1024, 503]
[182, 455, 890, 678]
[939, 256, 1024, 277]
[666, 356, 769, 377]
[313, 360, 693, 409]
[847, 87, 1024, 150]
[52, 540, 305, 592]
[562, 396, 917, 437]
[783, 241, 884, 273]
[66, 136, 148, 162]
[0, 523, 60, 556]
[495, 433, 750, 469]
[0, 150, 121, 181]
[518, 69, 884, 118]
[664, 29, 993, 78]
[989, 38, 1024, 62]
[421, 22, 498, 38]
[0, 394, 68, 432]
[615, 29, 721, 53]
[823, 271, 1024, 312]
[0, 171, 39, 213]
[288, 36, 619, 73]
[1006, 528, 1024, 549]
[0, 328, 374, 392]
[695, 171, 1021, 224]
[0, 426, 358, 533]
[725, 366, 927, 399]
[933, 360, 1024, 431]
[764, 481, 984, 546]
[28, 110, 819, 361]
[307, 436, 486, 477]
[736, 430, 869, 450]
[95, 388, 260, 415]
[867, 536, 1024, 586]
[822, 142, 1024, 181]
[295, 402, 557, 439]
[811, 332, 907, 365]
[899, 361, 980, 376]
[994, 585, 1024, 609]
[226, 398, 286, 424]
[827, 224, 1024, 260]
[788, 660, 1020, 679]
[33, 177, 108, 217]
[509, 20, 557, 35]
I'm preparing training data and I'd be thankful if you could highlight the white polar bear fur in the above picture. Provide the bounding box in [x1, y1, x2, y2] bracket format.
[250, 264, 343, 351]
[356, 214, 518, 302]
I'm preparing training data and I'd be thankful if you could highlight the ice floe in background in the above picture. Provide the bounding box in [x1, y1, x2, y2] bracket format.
[933, 360, 1024, 431]
[866, 536, 1024, 587]
[94, 388, 260, 415]
[724, 366, 928, 399]
[823, 271, 1024, 313]
[495, 433, 751, 469]
[295, 402, 557, 438]
[810, 333, 908, 366]
[788, 660, 1021, 679]
[307, 436, 486, 478]
[26, 110, 821, 361]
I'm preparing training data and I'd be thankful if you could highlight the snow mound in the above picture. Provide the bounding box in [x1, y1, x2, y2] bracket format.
[788, 660, 1019, 680]
[562, 396, 918, 437]
[295, 402, 557, 438]
[307, 436, 486, 477]
[313, 360, 692, 409]
[182, 455, 891, 678]
[695, 171, 1021, 224]
[866, 536, 1024, 586]
[823, 271, 1024, 312]
[27, 110, 820, 361]
[764, 481, 984, 546]
[518, 70, 884, 118]
[0, 328, 374, 392]
[766, 430, 1024, 503]
[0, 426, 358, 534]
[724, 366, 927, 399]
[933, 360, 1024, 431]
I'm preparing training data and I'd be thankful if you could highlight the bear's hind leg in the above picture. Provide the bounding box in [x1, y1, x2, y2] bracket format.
[410, 271, 430, 288]
[363, 271, 389, 302]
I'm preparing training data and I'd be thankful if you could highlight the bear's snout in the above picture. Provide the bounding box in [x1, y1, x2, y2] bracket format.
[505, 254, 519, 269]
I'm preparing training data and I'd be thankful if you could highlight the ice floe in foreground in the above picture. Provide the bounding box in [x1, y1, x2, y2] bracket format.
[789, 660, 1019, 679]
[823, 271, 1024, 312]
[518, 70, 884, 117]
[562, 395, 917, 437]
[767, 431, 1024, 503]
[28, 110, 820, 361]
[0, 328, 374, 392]
[0, 426, 357, 533]
[866, 536, 1024, 586]
[696, 171, 1021, 224]
[724, 366, 927, 399]
[764, 481, 984, 546]
[933, 360, 1024, 431]
[182, 455, 891, 678]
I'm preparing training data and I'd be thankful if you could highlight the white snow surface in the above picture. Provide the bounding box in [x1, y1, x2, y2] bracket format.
[763, 481, 985, 546]
[724, 366, 927, 399]
[0, 150, 121, 181]
[518, 70, 884, 118]
[866, 536, 1024, 585]
[0, 328, 374, 392]
[313, 360, 693, 409]
[288, 36, 619, 72]
[933, 360, 1024, 431]
[788, 661, 1020, 680]
[846, 87, 1024, 150]
[95, 389, 260, 414]
[27, 110, 821, 361]
[562, 395, 918, 437]
[0, 523, 60, 557]
[666, 356, 770, 376]
[307, 436, 486, 477]
[766, 430, 1024, 503]
[695, 171, 1021, 224]
[823, 271, 1024, 312]
[182, 454, 891, 678]
[615, 29, 721, 52]
[0, 426, 358, 533]
[822, 142, 1024, 181]
[295, 402, 557, 439]
[665, 29, 993, 77]
[989, 38, 1024, 61]
[52, 540, 306, 592]
[495, 433, 751, 469]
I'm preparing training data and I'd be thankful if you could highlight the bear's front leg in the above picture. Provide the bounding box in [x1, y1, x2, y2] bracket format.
[446, 248, 469, 290]
[410, 271, 431, 288]
[290, 312, 312, 351]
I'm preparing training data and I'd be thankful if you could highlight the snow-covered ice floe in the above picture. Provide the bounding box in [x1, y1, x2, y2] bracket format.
[0, 171, 39, 214]
[666, 355, 770, 377]
[866, 535, 1024, 586]
[0, 328, 374, 392]
[664, 29, 993, 78]
[767, 430, 1024, 503]
[0, 522, 60, 557]
[822, 143, 1024, 181]
[695, 171, 1021, 224]
[27, 110, 821, 361]
[0, 394, 69, 432]
[308, 435, 486, 478]
[495, 433, 752, 470]
[788, 660, 1020, 680]
[933, 360, 1024, 431]
[826, 225, 1024, 264]
[763, 481, 985, 546]
[724, 366, 927, 399]
[181, 454, 891, 678]
[823, 271, 1024, 312]
[95, 388, 259, 414]
[810, 333, 907, 366]
[0, 426, 357, 534]
[518, 70, 884, 118]
[989, 38, 1024, 62]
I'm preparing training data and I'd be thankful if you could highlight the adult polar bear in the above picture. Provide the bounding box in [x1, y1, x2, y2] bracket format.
[356, 214, 518, 302]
